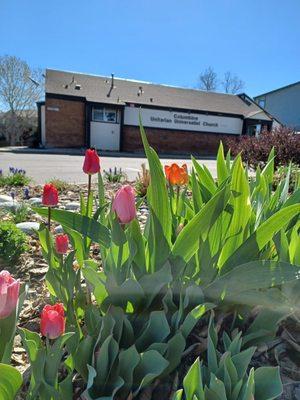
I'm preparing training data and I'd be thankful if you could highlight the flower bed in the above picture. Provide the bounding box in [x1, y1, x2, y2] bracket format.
[1, 128, 300, 399]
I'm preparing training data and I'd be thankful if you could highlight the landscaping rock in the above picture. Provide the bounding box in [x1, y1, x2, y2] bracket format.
[16, 222, 40, 235]
[0, 194, 14, 203]
[54, 225, 63, 234]
[0, 201, 20, 211]
[65, 202, 80, 211]
[29, 265, 48, 277]
[28, 197, 42, 206]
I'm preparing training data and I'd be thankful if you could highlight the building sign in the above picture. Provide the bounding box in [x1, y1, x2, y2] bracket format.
[124, 107, 243, 135]
[47, 106, 60, 112]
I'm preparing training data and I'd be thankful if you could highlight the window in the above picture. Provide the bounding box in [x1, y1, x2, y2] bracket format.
[258, 98, 266, 108]
[247, 124, 261, 137]
[92, 107, 118, 123]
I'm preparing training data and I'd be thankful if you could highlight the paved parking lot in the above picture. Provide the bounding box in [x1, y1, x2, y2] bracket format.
[0, 150, 217, 184]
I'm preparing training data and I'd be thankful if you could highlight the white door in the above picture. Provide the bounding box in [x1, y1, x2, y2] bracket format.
[90, 121, 120, 151]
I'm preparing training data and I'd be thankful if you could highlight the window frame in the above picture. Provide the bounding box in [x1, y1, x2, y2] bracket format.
[92, 106, 119, 124]
[258, 98, 266, 108]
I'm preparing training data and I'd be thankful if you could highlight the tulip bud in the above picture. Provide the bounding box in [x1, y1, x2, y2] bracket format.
[55, 234, 69, 254]
[164, 163, 189, 186]
[112, 185, 136, 224]
[83, 148, 100, 175]
[40, 303, 65, 340]
[0, 270, 20, 320]
[42, 184, 59, 207]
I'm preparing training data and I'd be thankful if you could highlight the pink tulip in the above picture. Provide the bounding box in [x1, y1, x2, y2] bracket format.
[40, 303, 65, 340]
[0, 270, 20, 319]
[112, 185, 136, 224]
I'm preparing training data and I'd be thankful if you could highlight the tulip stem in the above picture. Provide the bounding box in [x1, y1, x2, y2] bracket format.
[176, 185, 180, 214]
[85, 173, 93, 305]
[48, 207, 51, 230]
[88, 174, 92, 198]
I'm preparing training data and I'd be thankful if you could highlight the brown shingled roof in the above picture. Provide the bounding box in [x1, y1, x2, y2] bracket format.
[45, 69, 271, 120]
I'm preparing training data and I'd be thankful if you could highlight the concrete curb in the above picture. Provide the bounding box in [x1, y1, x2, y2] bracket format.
[0, 146, 216, 160]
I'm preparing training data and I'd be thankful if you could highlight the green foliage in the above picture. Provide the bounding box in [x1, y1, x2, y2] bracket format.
[0, 363, 23, 400]
[34, 207, 110, 248]
[19, 328, 74, 399]
[274, 163, 300, 192]
[32, 129, 300, 399]
[103, 167, 126, 183]
[139, 117, 172, 247]
[0, 221, 28, 265]
[78, 303, 209, 400]
[174, 317, 282, 400]
[0, 173, 30, 187]
[7, 202, 30, 223]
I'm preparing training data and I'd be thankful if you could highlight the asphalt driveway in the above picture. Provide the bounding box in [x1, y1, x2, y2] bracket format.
[0, 150, 217, 184]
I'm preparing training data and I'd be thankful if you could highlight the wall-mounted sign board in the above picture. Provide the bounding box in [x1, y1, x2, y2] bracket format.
[124, 107, 243, 135]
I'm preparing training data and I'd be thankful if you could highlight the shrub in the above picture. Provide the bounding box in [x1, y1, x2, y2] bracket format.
[0, 167, 31, 187]
[225, 127, 300, 169]
[0, 221, 28, 265]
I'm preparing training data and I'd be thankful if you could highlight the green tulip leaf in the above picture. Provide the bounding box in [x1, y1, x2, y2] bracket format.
[254, 367, 282, 400]
[34, 207, 111, 247]
[133, 350, 169, 395]
[172, 186, 230, 263]
[0, 363, 22, 400]
[183, 358, 204, 400]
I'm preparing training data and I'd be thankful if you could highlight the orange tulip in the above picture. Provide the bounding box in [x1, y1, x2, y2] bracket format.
[164, 163, 189, 186]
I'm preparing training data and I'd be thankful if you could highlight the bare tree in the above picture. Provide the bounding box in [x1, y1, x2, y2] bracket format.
[198, 66, 218, 91]
[222, 71, 244, 94]
[0, 55, 44, 145]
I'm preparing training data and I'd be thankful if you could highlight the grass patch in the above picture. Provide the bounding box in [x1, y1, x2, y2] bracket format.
[0, 168, 31, 187]
[103, 167, 126, 183]
[46, 178, 71, 193]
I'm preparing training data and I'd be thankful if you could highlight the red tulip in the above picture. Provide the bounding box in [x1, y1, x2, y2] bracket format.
[164, 163, 189, 186]
[40, 303, 65, 339]
[0, 270, 20, 319]
[83, 148, 100, 175]
[55, 234, 69, 254]
[112, 185, 136, 224]
[42, 184, 58, 207]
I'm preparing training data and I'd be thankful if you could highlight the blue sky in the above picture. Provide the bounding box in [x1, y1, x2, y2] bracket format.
[1, 0, 299, 97]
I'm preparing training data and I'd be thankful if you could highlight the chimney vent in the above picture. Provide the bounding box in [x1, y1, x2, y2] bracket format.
[107, 73, 115, 97]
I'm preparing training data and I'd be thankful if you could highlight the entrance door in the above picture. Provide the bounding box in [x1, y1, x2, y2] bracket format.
[90, 107, 120, 151]
[90, 122, 120, 150]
